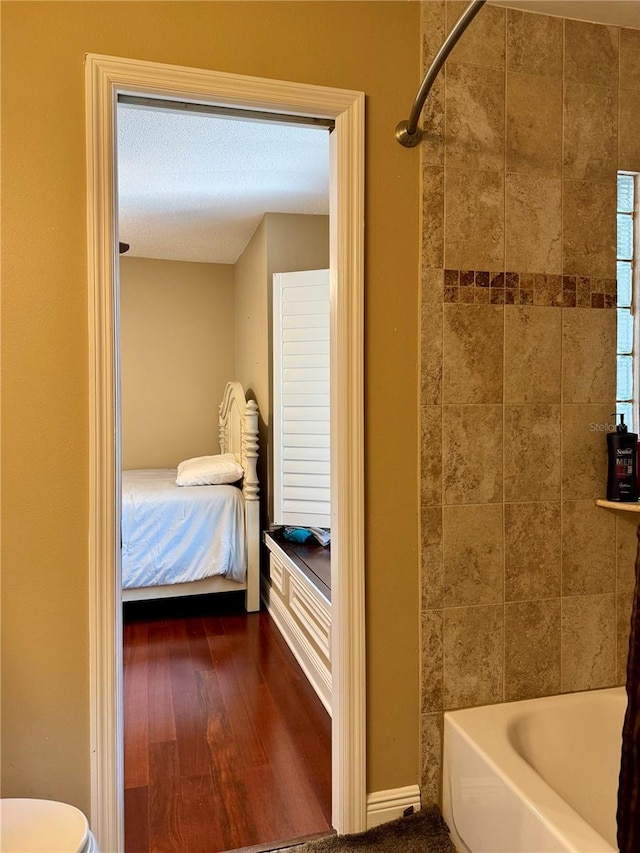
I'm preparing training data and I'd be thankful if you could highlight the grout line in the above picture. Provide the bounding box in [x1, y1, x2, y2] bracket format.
[440, 0, 447, 721]
[502, 5, 507, 704]
[559, 13, 566, 695]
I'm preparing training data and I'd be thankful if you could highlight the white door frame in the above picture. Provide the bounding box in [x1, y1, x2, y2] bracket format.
[85, 54, 365, 852]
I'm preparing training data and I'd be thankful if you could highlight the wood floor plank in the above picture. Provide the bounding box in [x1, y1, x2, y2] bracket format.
[167, 617, 199, 697]
[124, 786, 149, 853]
[209, 631, 268, 769]
[124, 699, 150, 790]
[171, 687, 210, 779]
[148, 741, 186, 853]
[148, 623, 176, 744]
[124, 621, 149, 708]
[185, 616, 216, 673]
[197, 672, 268, 770]
[197, 668, 260, 849]
[180, 773, 226, 853]
[241, 763, 299, 843]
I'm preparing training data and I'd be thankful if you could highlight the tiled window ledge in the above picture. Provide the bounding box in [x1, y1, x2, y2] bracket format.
[596, 499, 640, 513]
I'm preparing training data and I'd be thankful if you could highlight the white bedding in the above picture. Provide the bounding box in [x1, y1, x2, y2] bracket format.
[121, 469, 246, 590]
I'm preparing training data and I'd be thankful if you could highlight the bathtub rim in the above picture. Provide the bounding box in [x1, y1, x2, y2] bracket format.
[442, 686, 625, 853]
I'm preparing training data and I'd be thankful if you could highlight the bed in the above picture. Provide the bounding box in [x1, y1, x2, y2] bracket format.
[121, 381, 260, 611]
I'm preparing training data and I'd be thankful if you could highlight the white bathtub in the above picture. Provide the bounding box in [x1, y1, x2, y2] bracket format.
[442, 687, 627, 852]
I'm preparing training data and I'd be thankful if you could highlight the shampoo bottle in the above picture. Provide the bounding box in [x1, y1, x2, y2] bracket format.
[606, 413, 639, 502]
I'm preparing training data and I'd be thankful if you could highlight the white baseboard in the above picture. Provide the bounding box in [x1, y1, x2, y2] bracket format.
[366, 784, 422, 828]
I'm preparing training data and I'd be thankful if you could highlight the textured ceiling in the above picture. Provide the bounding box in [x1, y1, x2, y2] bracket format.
[488, 0, 640, 28]
[117, 105, 330, 264]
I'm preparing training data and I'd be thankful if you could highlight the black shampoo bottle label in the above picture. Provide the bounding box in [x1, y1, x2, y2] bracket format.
[606, 413, 638, 502]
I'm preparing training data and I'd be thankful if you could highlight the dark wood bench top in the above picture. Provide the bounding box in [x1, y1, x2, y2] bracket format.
[265, 529, 331, 602]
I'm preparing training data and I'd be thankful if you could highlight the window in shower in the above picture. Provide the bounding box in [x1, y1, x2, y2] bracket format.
[617, 172, 638, 431]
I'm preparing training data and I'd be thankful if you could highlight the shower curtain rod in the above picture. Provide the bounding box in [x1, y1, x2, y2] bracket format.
[396, 0, 487, 148]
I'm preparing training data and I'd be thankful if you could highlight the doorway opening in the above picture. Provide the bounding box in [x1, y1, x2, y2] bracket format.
[86, 54, 365, 853]
[117, 97, 333, 849]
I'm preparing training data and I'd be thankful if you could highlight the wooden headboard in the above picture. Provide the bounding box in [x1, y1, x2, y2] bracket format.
[219, 381, 260, 611]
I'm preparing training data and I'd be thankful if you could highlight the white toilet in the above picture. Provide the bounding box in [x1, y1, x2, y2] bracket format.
[0, 799, 99, 852]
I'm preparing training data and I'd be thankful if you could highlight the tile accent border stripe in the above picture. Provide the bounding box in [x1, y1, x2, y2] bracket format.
[443, 270, 617, 307]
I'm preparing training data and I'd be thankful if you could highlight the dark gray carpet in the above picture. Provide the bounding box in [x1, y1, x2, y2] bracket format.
[276, 806, 456, 852]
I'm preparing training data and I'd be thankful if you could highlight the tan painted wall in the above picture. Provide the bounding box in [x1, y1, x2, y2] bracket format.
[234, 218, 270, 516]
[120, 257, 236, 469]
[1, 1, 420, 812]
[234, 218, 269, 425]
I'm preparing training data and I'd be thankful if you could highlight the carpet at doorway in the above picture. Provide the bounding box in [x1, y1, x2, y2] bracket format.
[275, 806, 456, 852]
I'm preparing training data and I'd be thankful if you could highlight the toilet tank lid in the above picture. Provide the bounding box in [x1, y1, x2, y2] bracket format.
[0, 798, 89, 852]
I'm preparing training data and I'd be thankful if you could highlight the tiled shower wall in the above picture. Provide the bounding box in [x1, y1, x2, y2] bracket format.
[419, 2, 640, 802]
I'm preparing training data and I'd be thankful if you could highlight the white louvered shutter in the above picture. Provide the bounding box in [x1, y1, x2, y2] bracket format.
[273, 269, 330, 528]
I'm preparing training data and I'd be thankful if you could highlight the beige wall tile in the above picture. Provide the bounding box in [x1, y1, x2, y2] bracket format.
[422, 610, 443, 712]
[562, 179, 616, 278]
[422, 166, 444, 268]
[422, 0, 445, 67]
[421, 73, 445, 167]
[443, 304, 503, 403]
[561, 593, 616, 692]
[445, 1, 505, 69]
[561, 500, 616, 595]
[443, 604, 504, 709]
[563, 82, 618, 182]
[507, 9, 562, 78]
[445, 63, 504, 172]
[564, 20, 618, 88]
[421, 405, 442, 506]
[505, 599, 561, 700]
[506, 72, 562, 176]
[444, 169, 504, 270]
[619, 89, 640, 173]
[504, 306, 561, 403]
[620, 28, 640, 91]
[505, 175, 562, 273]
[421, 712, 443, 806]
[505, 501, 561, 601]
[422, 268, 444, 308]
[443, 504, 503, 607]
[617, 512, 638, 594]
[504, 404, 561, 502]
[617, 590, 633, 686]
[422, 506, 444, 610]
[421, 1, 445, 167]
[562, 404, 612, 500]
[421, 304, 443, 406]
[561, 308, 617, 403]
[443, 404, 503, 504]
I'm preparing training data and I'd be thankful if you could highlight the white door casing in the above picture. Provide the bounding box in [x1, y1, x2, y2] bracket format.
[85, 54, 365, 852]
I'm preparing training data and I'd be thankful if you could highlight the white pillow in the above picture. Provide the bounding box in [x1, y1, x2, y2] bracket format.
[176, 453, 243, 486]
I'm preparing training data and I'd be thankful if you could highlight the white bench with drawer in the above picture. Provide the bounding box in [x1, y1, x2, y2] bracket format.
[262, 532, 332, 715]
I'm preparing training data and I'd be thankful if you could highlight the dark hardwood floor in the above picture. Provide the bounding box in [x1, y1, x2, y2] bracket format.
[123, 593, 332, 853]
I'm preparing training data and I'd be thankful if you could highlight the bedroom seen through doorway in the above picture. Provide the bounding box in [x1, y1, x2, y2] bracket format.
[116, 96, 334, 851]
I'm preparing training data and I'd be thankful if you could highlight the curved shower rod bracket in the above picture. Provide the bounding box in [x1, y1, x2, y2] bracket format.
[396, 0, 487, 148]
